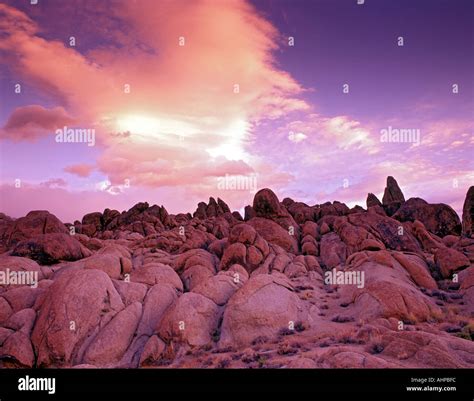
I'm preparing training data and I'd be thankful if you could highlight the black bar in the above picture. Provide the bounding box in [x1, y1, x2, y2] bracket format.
[0, 369, 472, 401]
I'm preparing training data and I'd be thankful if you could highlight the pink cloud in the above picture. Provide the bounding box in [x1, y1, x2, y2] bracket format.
[0, 1, 309, 200]
[1, 105, 75, 141]
[275, 114, 379, 155]
[64, 164, 95, 178]
[39, 178, 67, 188]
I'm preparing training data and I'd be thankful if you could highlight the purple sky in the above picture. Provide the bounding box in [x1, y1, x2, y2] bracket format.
[0, 0, 473, 222]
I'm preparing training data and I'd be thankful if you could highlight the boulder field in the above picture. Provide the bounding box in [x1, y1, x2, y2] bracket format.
[0, 177, 473, 368]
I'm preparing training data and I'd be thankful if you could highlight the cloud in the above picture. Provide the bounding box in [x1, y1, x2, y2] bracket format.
[1, 105, 75, 141]
[0, 3, 36, 36]
[64, 164, 95, 178]
[0, 1, 309, 198]
[288, 132, 307, 143]
[421, 119, 473, 149]
[0, 2, 308, 128]
[279, 114, 378, 153]
[39, 178, 67, 188]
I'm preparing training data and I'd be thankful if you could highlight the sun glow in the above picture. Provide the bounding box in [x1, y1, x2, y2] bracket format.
[115, 114, 199, 140]
[206, 118, 250, 161]
[114, 114, 251, 161]
[116, 115, 161, 136]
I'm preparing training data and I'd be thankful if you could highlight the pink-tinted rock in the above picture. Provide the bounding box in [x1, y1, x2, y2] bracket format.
[301, 221, 319, 256]
[173, 249, 218, 290]
[252, 189, 300, 237]
[319, 347, 391, 368]
[0, 327, 13, 346]
[4, 210, 68, 249]
[347, 212, 420, 253]
[58, 244, 131, 279]
[339, 261, 441, 322]
[320, 233, 347, 268]
[381, 176, 405, 215]
[174, 249, 217, 275]
[219, 273, 304, 348]
[442, 235, 460, 247]
[318, 201, 350, 219]
[193, 197, 230, 220]
[287, 358, 318, 368]
[320, 222, 330, 235]
[0, 213, 13, 253]
[0, 256, 43, 289]
[220, 243, 247, 270]
[131, 263, 183, 292]
[435, 247, 470, 278]
[380, 330, 474, 368]
[244, 205, 256, 221]
[253, 188, 283, 217]
[113, 280, 147, 306]
[83, 302, 142, 366]
[2, 286, 41, 312]
[4, 308, 36, 335]
[193, 271, 245, 305]
[82, 211, 103, 225]
[392, 252, 437, 289]
[12, 233, 92, 265]
[0, 331, 35, 367]
[286, 202, 316, 224]
[393, 198, 462, 237]
[31, 269, 124, 367]
[0, 297, 13, 325]
[247, 217, 298, 254]
[462, 186, 474, 237]
[459, 266, 474, 315]
[360, 238, 385, 251]
[366, 193, 382, 208]
[411, 220, 444, 253]
[227, 264, 249, 282]
[136, 283, 177, 338]
[459, 266, 474, 291]
[159, 293, 220, 347]
[382, 176, 405, 205]
[219, 224, 270, 274]
[335, 219, 373, 254]
[181, 264, 214, 291]
[139, 335, 166, 367]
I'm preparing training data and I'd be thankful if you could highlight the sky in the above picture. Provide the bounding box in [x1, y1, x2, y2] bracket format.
[0, 0, 473, 222]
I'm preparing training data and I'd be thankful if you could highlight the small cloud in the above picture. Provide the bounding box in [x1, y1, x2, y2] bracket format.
[64, 163, 95, 178]
[95, 180, 125, 195]
[1, 105, 75, 142]
[288, 132, 307, 143]
[39, 178, 67, 188]
[450, 140, 464, 148]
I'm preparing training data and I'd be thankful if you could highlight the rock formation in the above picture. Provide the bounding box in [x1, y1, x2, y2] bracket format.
[462, 186, 474, 237]
[382, 176, 405, 216]
[0, 177, 473, 369]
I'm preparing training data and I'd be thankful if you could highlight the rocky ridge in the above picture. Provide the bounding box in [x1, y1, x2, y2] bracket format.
[0, 177, 473, 368]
